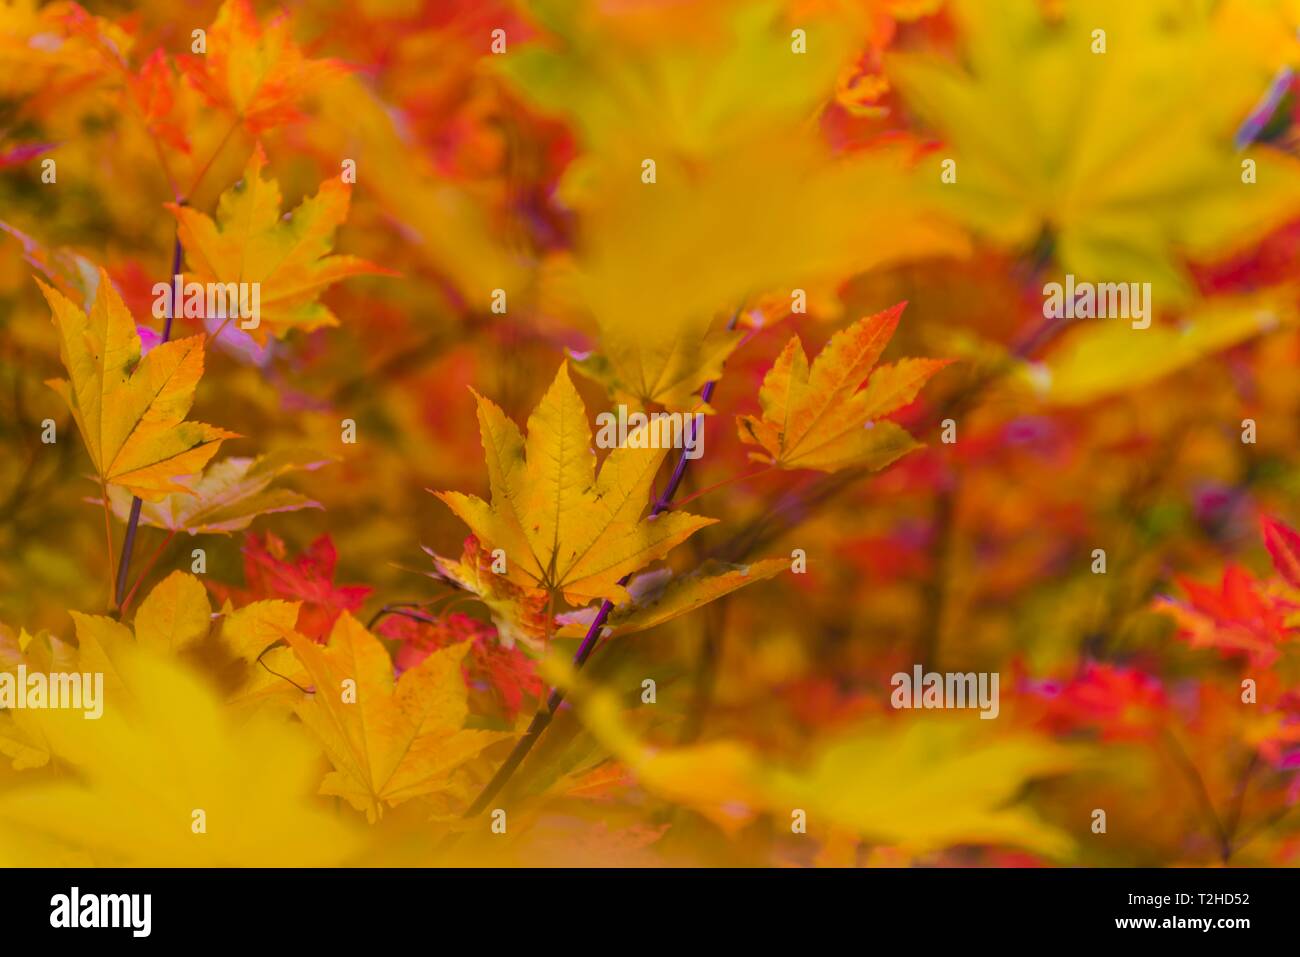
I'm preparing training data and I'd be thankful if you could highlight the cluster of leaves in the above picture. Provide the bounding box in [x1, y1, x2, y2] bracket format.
[1, 0, 1300, 866]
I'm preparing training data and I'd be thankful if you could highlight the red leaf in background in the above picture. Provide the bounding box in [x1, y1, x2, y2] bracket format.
[1157, 565, 1294, 666]
[129, 50, 190, 155]
[1025, 663, 1168, 741]
[211, 532, 371, 642]
[1262, 515, 1300, 590]
[379, 611, 541, 721]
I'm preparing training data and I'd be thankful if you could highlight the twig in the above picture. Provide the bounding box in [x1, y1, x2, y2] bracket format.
[1160, 727, 1230, 860]
[367, 605, 441, 631]
[113, 230, 183, 607]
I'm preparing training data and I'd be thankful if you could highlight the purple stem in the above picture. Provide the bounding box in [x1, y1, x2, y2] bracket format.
[114, 228, 183, 608]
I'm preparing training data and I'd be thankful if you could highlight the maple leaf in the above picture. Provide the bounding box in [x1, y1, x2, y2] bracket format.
[553, 661, 1076, 855]
[132, 569, 212, 654]
[379, 610, 542, 722]
[75, 573, 305, 717]
[424, 536, 551, 650]
[0, 632, 360, 866]
[433, 363, 717, 606]
[0, 623, 76, 770]
[557, 558, 788, 641]
[886, 0, 1300, 302]
[0, 0, 109, 99]
[504, 1, 965, 408]
[737, 303, 949, 472]
[0, 221, 99, 305]
[1262, 515, 1300, 591]
[210, 532, 371, 643]
[106, 448, 327, 535]
[167, 145, 393, 344]
[287, 613, 508, 822]
[1025, 664, 1169, 742]
[1156, 565, 1297, 667]
[1021, 290, 1299, 406]
[213, 598, 309, 717]
[177, 0, 345, 135]
[39, 269, 237, 501]
[129, 48, 190, 155]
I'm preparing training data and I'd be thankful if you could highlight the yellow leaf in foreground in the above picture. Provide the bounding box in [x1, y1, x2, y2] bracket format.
[1021, 290, 1300, 406]
[434, 363, 716, 605]
[555, 663, 1076, 856]
[0, 625, 76, 770]
[503, 1, 965, 408]
[887, 0, 1300, 302]
[40, 270, 236, 501]
[0, 642, 359, 866]
[76, 579, 305, 718]
[287, 613, 508, 822]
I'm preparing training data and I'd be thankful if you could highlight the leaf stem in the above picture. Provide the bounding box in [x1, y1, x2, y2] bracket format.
[669, 464, 775, 511]
[463, 315, 740, 818]
[186, 120, 241, 201]
[99, 478, 117, 608]
[119, 530, 177, 616]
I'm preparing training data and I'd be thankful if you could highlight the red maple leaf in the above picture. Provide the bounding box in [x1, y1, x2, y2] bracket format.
[211, 532, 371, 642]
[379, 611, 541, 721]
[1158, 565, 1295, 667]
[1262, 515, 1300, 591]
[1025, 663, 1168, 741]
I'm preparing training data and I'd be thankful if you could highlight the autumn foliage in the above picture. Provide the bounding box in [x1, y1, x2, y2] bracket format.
[2, 0, 1300, 868]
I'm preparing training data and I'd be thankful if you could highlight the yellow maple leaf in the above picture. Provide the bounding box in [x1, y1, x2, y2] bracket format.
[1021, 288, 1300, 406]
[132, 570, 211, 655]
[0, 637, 360, 866]
[106, 448, 326, 535]
[287, 613, 508, 822]
[504, 0, 966, 408]
[887, 0, 1300, 302]
[40, 269, 236, 501]
[168, 145, 393, 344]
[737, 303, 949, 471]
[213, 598, 309, 717]
[434, 363, 717, 606]
[75, 576, 305, 718]
[0, 624, 77, 770]
[553, 661, 1076, 856]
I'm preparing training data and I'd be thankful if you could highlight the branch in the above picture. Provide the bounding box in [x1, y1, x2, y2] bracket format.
[113, 229, 183, 609]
